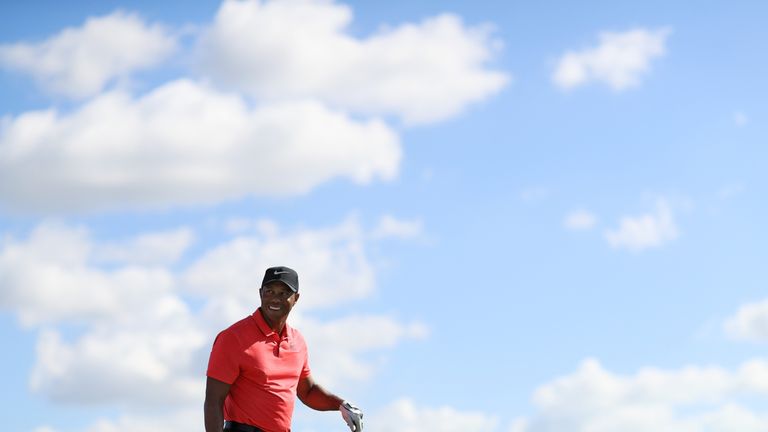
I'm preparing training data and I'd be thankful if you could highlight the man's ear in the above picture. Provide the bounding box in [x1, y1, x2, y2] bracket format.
[293, 292, 300, 303]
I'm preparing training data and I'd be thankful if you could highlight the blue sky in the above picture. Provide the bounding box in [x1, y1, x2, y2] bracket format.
[1, 1, 767, 431]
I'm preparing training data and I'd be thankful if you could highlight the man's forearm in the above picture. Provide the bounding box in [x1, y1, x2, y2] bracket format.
[204, 400, 225, 432]
[300, 382, 344, 411]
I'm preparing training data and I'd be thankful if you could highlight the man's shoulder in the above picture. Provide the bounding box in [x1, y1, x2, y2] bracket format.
[218, 314, 259, 340]
[286, 323, 308, 345]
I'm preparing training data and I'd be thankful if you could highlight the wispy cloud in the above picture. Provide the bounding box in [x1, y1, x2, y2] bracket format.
[368, 398, 499, 432]
[183, 216, 377, 313]
[73, 409, 200, 432]
[563, 209, 597, 231]
[511, 357, 768, 432]
[553, 27, 671, 91]
[371, 215, 424, 240]
[297, 315, 428, 387]
[725, 299, 768, 343]
[94, 227, 194, 266]
[604, 200, 679, 251]
[74, 397, 496, 432]
[0, 11, 176, 98]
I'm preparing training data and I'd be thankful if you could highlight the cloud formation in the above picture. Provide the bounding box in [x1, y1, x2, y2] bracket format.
[371, 215, 424, 240]
[725, 298, 768, 343]
[0, 2, 507, 430]
[563, 209, 597, 231]
[84, 409, 201, 432]
[1, 217, 424, 410]
[553, 28, 670, 91]
[0, 1, 509, 213]
[368, 398, 499, 432]
[76, 397, 496, 432]
[297, 315, 428, 387]
[0, 80, 400, 212]
[31, 312, 206, 407]
[0, 11, 176, 98]
[184, 216, 377, 315]
[0, 222, 180, 327]
[512, 357, 768, 432]
[198, 0, 509, 124]
[604, 200, 678, 251]
[94, 227, 194, 266]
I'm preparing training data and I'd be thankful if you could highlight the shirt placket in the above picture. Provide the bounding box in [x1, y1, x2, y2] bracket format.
[273, 333, 291, 357]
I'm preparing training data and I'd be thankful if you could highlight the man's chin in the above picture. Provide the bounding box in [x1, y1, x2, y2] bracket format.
[262, 307, 288, 320]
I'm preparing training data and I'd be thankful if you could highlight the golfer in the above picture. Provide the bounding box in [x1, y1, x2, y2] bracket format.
[204, 266, 363, 432]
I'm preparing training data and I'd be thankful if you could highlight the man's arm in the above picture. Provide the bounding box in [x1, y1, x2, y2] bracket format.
[296, 374, 343, 411]
[204, 377, 231, 432]
[298, 374, 364, 430]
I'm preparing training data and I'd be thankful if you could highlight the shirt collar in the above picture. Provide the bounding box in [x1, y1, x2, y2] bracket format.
[252, 308, 291, 339]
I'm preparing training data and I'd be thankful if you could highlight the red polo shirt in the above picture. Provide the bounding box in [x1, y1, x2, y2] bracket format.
[207, 309, 311, 432]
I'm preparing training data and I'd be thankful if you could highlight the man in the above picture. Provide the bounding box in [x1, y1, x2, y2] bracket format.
[204, 266, 364, 432]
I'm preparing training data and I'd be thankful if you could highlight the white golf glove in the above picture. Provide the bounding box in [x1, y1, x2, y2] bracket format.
[340, 400, 364, 431]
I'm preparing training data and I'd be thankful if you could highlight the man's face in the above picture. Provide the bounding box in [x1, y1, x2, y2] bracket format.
[259, 281, 299, 323]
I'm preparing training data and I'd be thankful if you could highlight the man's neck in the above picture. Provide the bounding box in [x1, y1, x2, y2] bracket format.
[259, 308, 287, 335]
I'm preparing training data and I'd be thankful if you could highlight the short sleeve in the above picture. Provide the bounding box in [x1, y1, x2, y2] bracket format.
[206, 330, 241, 384]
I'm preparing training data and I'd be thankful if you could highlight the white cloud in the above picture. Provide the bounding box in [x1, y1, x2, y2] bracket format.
[725, 299, 768, 343]
[367, 398, 499, 432]
[0, 222, 178, 327]
[83, 409, 200, 432]
[80, 397, 494, 432]
[184, 216, 377, 318]
[198, 0, 509, 124]
[371, 215, 424, 240]
[604, 200, 678, 251]
[0, 1, 509, 213]
[553, 28, 671, 91]
[563, 209, 597, 231]
[0, 11, 176, 98]
[296, 315, 428, 387]
[1, 217, 423, 410]
[30, 308, 207, 407]
[223, 217, 281, 236]
[0, 79, 400, 212]
[512, 357, 768, 432]
[94, 227, 194, 266]
[0, 224, 206, 407]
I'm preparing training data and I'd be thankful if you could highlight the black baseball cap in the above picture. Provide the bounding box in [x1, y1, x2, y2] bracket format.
[262, 266, 299, 292]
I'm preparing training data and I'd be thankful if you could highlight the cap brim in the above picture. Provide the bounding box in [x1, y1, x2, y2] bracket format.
[262, 278, 298, 292]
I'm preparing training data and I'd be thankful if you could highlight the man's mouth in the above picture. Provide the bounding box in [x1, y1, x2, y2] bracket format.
[268, 305, 281, 311]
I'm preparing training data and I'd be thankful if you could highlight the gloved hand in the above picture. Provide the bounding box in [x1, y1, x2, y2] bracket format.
[340, 400, 364, 431]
